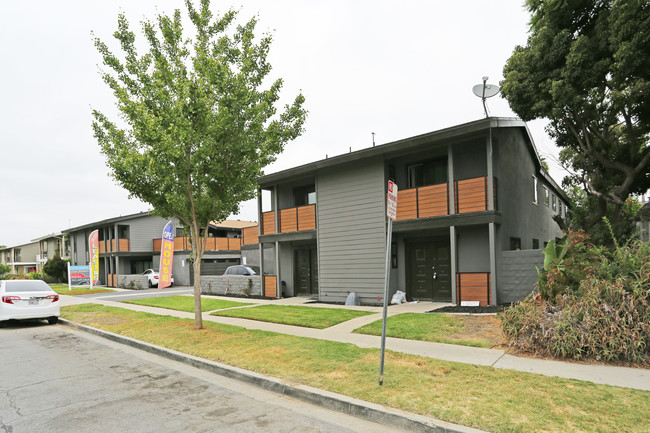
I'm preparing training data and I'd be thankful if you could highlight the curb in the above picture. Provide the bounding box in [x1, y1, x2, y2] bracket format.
[59, 318, 487, 433]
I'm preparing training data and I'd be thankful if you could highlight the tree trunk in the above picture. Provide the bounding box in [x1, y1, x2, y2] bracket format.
[192, 256, 203, 329]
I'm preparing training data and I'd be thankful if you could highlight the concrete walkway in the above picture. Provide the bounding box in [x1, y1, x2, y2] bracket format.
[60, 291, 650, 392]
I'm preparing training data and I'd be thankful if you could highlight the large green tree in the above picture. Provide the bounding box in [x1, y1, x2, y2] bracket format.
[92, 0, 306, 329]
[501, 0, 650, 240]
[43, 255, 68, 283]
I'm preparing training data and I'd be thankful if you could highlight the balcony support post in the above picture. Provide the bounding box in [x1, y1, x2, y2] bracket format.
[486, 128, 495, 211]
[489, 222, 497, 305]
[275, 241, 281, 299]
[449, 225, 457, 304]
[448, 144, 455, 215]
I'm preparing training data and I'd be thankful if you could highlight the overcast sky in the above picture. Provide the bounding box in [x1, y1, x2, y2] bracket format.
[0, 0, 565, 247]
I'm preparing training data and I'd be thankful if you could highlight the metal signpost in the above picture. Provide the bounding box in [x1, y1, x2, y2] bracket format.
[379, 180, 398, 385]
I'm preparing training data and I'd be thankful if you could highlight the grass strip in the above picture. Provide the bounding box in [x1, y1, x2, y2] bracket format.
[62, 304, 649, 433]
[354, 313, 491, 348]
[211, 304, 374, 329]
[49, 284, 114, 296]
[124, 295, 251, 313]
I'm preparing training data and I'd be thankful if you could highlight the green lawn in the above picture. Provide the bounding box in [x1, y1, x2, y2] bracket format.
[49, 284, 115, 296]
[61, 304, 650, 433]
[211, 304, 374, 329]
[354, 313, 491, 348]
[124, 295, 252, 313]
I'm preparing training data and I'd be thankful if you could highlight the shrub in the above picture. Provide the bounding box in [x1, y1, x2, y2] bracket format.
[0, 263, 11, 275]
[501, 234, 650, 364]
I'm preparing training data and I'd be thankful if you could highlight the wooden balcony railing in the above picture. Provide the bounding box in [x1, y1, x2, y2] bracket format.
[99, 239, 130, 253]
[262, 204, 316, 235]
[262, 211, 276, 235]
[456, 272, 491, 306]
[395, 176, 496, 222]
[153, 236, 242, 252]
[242, 226, 259, 245]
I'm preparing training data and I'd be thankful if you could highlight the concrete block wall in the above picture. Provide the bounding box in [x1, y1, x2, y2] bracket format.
[498, 249, 544, 304]
[200, 275, 262, 297]
[116, 274, 150, 290]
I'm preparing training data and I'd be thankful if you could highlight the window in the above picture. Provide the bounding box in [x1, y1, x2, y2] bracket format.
[532, 239, 539, 249]
[552, 194, 557, 212]
[407, 157, 447, 188]
[532, 176, 538, 205]
[543, 187, 549, 206]
[294, 185, 316, 206]
[510, 237, 521, 251]
[176, 227, 186, 237]
[118, 225, 129, 239]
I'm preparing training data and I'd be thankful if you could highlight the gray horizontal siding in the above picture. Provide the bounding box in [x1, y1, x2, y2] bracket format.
[317, 158, 386, 301]
[499, 249, 544, 304]
[128, 216, 171, 252]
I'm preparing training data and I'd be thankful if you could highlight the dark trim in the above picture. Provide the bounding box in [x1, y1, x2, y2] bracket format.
[259, 230, 317, 243]
[393, 211, 501, 233]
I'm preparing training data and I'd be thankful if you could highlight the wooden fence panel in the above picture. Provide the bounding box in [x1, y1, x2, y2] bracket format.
[297, 205, 316, 231]
[456, 272, 491, 306]
[262, 212, 275, 235]
[396, 188, 418, 221]
[417, 184, 448, 218]
[280, 208, 298, 233]
[264, 275, 277, 297]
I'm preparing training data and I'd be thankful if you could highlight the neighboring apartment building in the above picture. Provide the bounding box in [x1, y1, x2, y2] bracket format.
[0, 233, 69, 274]
[255, 117, 568, 305]
[64, 212, 257, 287]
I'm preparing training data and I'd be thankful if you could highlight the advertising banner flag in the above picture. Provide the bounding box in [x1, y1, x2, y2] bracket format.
[158, 221, 174, 289]
[89, 230, 99, 287]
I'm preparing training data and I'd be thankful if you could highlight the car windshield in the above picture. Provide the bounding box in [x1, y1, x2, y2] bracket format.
[4, 280, 52, 292]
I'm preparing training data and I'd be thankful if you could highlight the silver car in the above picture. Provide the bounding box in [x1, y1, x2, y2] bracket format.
[0, 280, 60, 326]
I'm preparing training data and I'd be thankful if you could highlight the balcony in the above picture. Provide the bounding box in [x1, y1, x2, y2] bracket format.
[396, 176, 496, 221]
[242, 226, 259, 245]
[261, 204, 316, 235]
[153, 237, 242, 252]
[98, 239, 130, 253]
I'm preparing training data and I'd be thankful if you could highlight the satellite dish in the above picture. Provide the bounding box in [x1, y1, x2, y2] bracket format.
[473, 76, 500, 117]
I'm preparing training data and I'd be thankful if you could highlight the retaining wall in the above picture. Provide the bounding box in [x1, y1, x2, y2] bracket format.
[200, 275, 262, 297]
[499, 249, 544, 304]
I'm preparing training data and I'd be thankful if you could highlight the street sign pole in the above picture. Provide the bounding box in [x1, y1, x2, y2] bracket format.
[379, 180, 398, 386]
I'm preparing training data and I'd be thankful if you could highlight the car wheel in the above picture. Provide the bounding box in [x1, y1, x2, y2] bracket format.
[47, 317, 59, 325]
[148, 280, 153, 288]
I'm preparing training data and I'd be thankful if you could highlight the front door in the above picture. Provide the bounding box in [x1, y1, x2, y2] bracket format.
[407, 239, 451, 301]
[294, 247, 318, 296]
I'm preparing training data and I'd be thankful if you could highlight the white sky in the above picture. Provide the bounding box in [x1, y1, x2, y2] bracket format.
[0, 0, 566, 247]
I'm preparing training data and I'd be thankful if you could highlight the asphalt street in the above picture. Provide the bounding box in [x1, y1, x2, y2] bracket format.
[0, 322, 402, 433]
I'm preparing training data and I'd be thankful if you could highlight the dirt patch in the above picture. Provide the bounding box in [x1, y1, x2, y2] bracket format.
[428, 305, 509, 314]
[446, 315, 507, 348]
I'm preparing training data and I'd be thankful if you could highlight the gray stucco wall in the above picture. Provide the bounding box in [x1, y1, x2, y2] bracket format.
[499, 249, 544, 304]
[456, 225, 490, 272]
[317, 157, 387, 304]
[200, 275, 262, 297]
[494, 128, 564, 250]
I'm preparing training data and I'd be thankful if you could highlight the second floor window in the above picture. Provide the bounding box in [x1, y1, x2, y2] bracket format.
[294, 185, 316, 206]
[532, 176, 538, 204]
[407, 157, 447, 188]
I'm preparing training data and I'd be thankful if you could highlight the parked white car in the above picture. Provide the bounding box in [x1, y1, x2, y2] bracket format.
[0, 280, 60, 326]
[142, 269, 174, 288]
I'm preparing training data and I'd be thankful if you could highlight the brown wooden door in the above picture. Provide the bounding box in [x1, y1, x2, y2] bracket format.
[407, 239, 451, 301]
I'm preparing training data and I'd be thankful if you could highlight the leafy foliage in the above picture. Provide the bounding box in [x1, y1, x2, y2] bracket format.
[92, 0, 306, 328]
[0, 263, 10, 275]
[43, 255, 68, 283]
[501, 0, 650, 237]
[502, 231, 650, 364]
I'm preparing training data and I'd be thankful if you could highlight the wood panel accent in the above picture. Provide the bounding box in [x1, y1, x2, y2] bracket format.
[262, 212, 276, 235]
[417, 183, 449, 218]
[153, 239, 161, 251]
[297, 205, 316, 231]
[118, 239, 129, 252]
[455, 177, 488, 213]
[396, 188, 418, 221]
[456, 272, 491, 306]
[227, 238, 241, 251]
[99, 241, 106, 254]
[242, 226, 259, 245]
[109, 239, 116, 252]
[264, 275, 277, 298]
[280, 208, 298, 233]
[107, 273, 115, 287]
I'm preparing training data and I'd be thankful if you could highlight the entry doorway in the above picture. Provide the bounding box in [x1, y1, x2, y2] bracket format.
[406, 238, 451, 301]
[294, 247, 318, 296]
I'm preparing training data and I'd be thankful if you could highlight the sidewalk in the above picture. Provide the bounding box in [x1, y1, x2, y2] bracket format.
[60, 292, 650, 391]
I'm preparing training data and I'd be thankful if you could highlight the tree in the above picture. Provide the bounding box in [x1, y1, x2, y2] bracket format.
[501, 0, 650, 242]
[92, 0, 307, 329]
[0, 263, 10, 276]
[43, 255, 68, 283]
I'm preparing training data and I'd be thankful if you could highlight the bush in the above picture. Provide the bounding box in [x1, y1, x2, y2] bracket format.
[0, 263, 10, 275]
[501, 233, 650, 364]
[43, 255, 68, 283]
